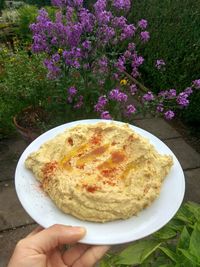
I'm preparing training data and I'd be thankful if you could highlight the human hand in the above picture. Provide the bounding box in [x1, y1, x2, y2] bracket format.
[7, 224, 110, 267]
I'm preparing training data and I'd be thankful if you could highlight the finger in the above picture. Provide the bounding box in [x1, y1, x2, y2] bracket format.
[22, 224, 86, 253]
[73, 245, 110, 267]
[47, 249, 66, 267]
[62, 244, 90, 266]
[27, 225, 44, 237]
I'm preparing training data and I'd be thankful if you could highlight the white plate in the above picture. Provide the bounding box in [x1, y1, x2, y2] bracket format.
[15, 119, 185, 245]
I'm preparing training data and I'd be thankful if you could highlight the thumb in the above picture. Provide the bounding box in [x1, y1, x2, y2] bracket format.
[24, 224, 86, 253]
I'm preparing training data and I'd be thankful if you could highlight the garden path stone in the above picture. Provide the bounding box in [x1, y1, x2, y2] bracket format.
[0, 135, 27, 182]
[0, 181, 34, 231]
[134, 118, 181, 140]
[184, 168, 200, 203]
[0, 224, 36, 267]
[164, 138, 200, 170]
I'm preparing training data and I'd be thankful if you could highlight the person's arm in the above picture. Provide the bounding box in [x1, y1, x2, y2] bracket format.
[8, 224, 110, 267]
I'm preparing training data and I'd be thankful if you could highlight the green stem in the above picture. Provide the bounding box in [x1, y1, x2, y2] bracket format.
[123, 70, 149, 93]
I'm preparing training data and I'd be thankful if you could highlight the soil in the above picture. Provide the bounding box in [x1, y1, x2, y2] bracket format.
[16, 106, 49, 131]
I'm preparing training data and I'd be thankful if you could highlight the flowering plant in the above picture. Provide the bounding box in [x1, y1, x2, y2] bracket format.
[30, 0, 200, 122]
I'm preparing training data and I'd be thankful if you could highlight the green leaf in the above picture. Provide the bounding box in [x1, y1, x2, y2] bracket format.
[145, 254, 173, 267]
[166, 218, 185, 232]
[186, 202, 200, 222]
[178, 249, 199, 265]
[153, 226, 177, 240]
[116, 240, 161, 265]
[189, 223, 200, 259]
[159, 246, 179, 263]
[141, 242, 161, 262]
[177, 226, 190, 250]
[175, 205, 194, 224]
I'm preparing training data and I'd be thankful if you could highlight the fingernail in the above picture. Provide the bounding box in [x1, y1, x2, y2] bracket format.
[71, 226, 86, 235]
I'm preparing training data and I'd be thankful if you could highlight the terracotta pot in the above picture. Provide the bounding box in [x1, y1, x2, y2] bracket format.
[13, 116, 40, 143]
[13, 106, 45, 143]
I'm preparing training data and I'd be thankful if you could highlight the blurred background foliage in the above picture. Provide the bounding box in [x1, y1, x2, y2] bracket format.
[128, 0, 200, 133]
[0, 0, 200, 137]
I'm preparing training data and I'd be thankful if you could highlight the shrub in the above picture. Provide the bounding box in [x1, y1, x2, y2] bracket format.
[29, 0, 199, 122]
[128, 0, 200, 128]
[0, 48, 56, 137]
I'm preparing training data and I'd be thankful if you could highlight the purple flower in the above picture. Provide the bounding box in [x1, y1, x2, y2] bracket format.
[129, 84, 137, 95]
[155, 59, 166, 70]
[109, 88, 120, 99]
[51, 0, 83, 8]
[112, 16, 127, 28]
[99, 25, 115, 43]
[132, 54, 144, 68]
[124, 50, 132, 58]
[51, 37, 58, 45]
[66, 6, 74, 21]
[166, 89, 176, 99]
[115, 56, 126, 72]
[131, 68, 139, 78]
[120, 24, 136, 40]
[113, 73, 119, 80]
[67, 96, 73, 103]
[138, 19, 148, 29]
[140, 31, 150, 43]
[164, 110, 175, 120]
[193, 79, 200, 89]
[126, 104, 136, 115]
[176, 92, 189, 107]
[156, 103, 164, 113]
[98, 56, 108, 68]
[158, 90, 168, 97]
[74, 95, 83, 109]
[68, 86, 77, 96]
[94, 95, 108, 112]
[43, 58, 61, 79]
[97, 11, 113, 25]
[79, 8, 95, 32]
[184, 87, 193, 95]
[143, 91, 154, 101]
[101, 111, 112, 120]
[109, 88, 128, 102]
[118, 92, 128, 102]
[94, 0, 107, 13]
[82, 40, 91, 50]
[52, 53, 60, 62]
[128, 42, 135, 51]
[112, 0, 131, 11]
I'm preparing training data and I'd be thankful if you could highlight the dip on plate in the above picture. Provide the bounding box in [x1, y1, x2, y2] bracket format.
[25, 122, 173, 222]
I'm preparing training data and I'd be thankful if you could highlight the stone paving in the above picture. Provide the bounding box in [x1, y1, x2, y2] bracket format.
[0, 117, 200, 267]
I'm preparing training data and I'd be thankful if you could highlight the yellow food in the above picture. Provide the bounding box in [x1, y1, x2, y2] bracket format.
[25, 122, 173, 222]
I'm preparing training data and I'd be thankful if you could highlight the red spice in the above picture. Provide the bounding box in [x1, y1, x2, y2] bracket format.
[91, 135, 101, 145]
[83, 184, 100, 193]
[101, 168, 117, 177]
[103, 180, 116, 186]
[111, 151, 126, 163]
[67, 137, 73, 146]
[42, 161, 58, 180]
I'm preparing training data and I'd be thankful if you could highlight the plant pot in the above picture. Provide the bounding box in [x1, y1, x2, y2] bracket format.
[13, 106, 47, 143]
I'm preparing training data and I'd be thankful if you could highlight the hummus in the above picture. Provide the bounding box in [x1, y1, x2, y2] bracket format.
[25, 122, 173, 222]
